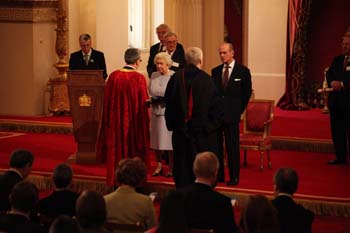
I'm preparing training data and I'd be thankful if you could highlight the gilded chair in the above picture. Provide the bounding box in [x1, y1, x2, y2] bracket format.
[240, 99, 274, 170]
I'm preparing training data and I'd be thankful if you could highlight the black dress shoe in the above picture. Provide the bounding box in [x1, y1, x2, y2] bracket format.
[165, 172, 173, 178]
[151, 168, 163, 176]
[227, 178, 239, 186]
[328, 160, 346, 165]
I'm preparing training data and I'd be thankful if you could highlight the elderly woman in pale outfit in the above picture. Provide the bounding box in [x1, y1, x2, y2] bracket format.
[149, 52, 174, 177]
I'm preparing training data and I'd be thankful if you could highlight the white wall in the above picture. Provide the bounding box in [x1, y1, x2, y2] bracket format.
[0, 22, 56, 115]
[244, 0, 288, 102]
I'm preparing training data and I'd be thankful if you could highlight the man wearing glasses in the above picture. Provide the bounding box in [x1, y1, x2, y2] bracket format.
[96, 48, 150, 186]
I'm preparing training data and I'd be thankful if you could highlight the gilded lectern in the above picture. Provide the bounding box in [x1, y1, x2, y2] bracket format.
[67, 70, 105, 164]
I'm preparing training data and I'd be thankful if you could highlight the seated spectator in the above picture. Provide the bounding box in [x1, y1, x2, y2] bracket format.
[0, 181, 46, 233]
[49, 215, 80, 233]
[104, 159, 157, 231]
[0, 149, 34, 212]
[272, 167, 314, 233]
[239, 194, 279, 233]
[157, 152, 237, 233]
[76, 190, 109, 233]
[36, 164, 79, 225]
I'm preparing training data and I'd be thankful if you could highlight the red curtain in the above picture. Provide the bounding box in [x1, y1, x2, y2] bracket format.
[277, 0, 312, 110]
[224, 0, 243, 64]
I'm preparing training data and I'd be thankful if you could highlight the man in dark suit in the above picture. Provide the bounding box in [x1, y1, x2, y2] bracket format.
[0, 149, 34, 212]
[211, 42, 252, 185]
[147, 25, 185, 77]
[69, 33, 108, 79]
[271, 168, 314, 233]
[0, 181, 46, 233]
[326, 33, 350, 165]
[35, 164, 78, 224]
[165, 47, 223, 188]
[157, 152, 237, 233]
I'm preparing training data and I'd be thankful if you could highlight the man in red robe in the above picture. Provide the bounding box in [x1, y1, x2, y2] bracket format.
[96, 48, 150, 186]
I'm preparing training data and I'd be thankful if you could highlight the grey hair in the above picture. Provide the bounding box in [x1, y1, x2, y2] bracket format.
[124, 48, 141, 65]
[154, 52, 173, 67]
[185, 47, 203, 66]
[156, 24, 171, 32]
[193, 151, 219, 179]
[79, 33, 91, 41]
[164, 31, 178, 39]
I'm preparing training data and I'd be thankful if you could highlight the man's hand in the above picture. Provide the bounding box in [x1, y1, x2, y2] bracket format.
[331, 81, 343, 91]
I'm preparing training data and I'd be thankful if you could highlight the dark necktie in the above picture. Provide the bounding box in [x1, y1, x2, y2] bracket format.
[222, 65, 230, 89]
[159, 44, 164, 52]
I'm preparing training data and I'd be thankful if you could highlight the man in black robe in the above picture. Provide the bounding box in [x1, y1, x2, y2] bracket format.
[165, 47, 223, 188]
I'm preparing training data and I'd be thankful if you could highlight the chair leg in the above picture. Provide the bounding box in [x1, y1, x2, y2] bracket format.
[243, 150, 247, 166]
[260, 150, 264, 171]
[267, 150, 272, 168]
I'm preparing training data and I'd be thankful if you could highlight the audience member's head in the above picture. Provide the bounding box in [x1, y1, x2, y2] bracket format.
[193, 151, 219, 186]
[49, 215, 80, 233]
[164, 31, 178, 53]
[53, 163, 73, 189]
[185, 47, 203, 68]
[79, 33, 92, 54]
[9, 181, 38, 214]
[273, 167, 299, 195]
[124, 48, 142, 68]
[9, 149, 34, 179]
[240, 194, 279, 233]
[156, 24, 171, 44]
[76, 190, 106, 230]
[115, 158, 147, 187]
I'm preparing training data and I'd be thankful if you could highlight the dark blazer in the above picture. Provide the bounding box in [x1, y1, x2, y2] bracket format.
[326, 55, 350, 109]
[159, 183, 237, 233]
[35, 190, 79, 218]
[0, 213, 47, 233]
[272, 195, 314, 233]
[147, 42, 185, 77]
[211, 62, 252, 124]
[0, 170, 22, 212]
[69, 48, 108, 79]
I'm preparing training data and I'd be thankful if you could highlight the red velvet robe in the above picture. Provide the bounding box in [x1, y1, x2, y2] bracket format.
[96, 67, 150, 186]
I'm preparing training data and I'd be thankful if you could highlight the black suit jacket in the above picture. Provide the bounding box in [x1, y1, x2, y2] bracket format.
[159, 183, 237, 233]
[272, 195, 314, 233]
[0, 213, 46, 233]
[35, 190, 79, 218]
[69, 48, 108, 79]
[0, 170, 22, 212]
[326, 55, 350, 110]
[147, 43, 185, 77]
[211, 62, 252, 124]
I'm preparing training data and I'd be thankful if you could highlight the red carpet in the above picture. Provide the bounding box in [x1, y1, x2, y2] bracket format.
[0, 131, 348, 201]
[0, 107, 332, 139]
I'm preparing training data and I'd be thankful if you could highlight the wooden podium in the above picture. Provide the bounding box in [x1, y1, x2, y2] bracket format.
[67, 70, 105, 164]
